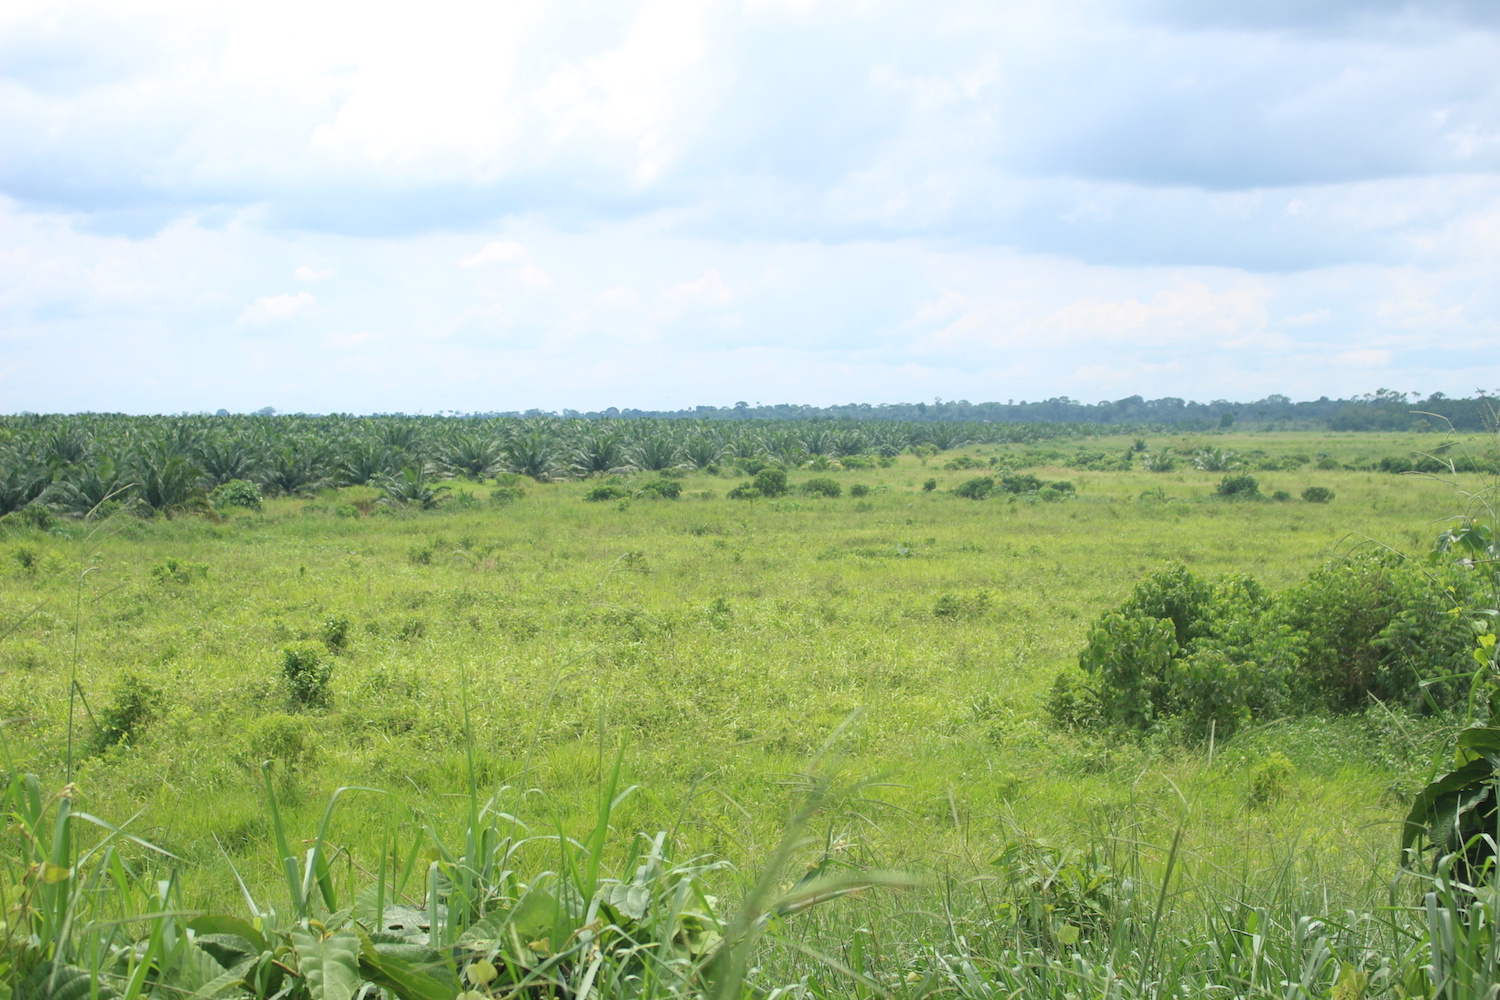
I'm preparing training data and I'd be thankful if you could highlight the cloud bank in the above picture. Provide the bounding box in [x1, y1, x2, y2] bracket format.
[2, 0, 1498, 412]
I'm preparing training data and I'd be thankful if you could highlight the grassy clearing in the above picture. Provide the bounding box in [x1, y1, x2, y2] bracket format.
[1, 429, 1492, 996]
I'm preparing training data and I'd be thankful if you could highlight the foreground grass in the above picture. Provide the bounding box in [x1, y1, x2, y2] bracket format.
[1, 430, 1491, 996]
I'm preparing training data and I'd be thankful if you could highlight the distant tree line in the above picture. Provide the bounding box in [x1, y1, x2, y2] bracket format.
[479, 389, 1496, 430]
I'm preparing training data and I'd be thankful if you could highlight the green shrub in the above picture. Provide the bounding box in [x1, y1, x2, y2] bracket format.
[998, 473, 1044, 494]
[492, 488, 528, 509]
[952, 476, 995, 500]
[752, 467, 789, 497]
[246, 713, 317, 772]
[1271, 490, 1292, 502]
[799, 477, 841, 498]
[90, 672, 166, 752]
[584, 482, 630, 502]
[934, 591, 991, 619]
[333, 503, 360, 518]
[1216, 473, 1260, 498]
[1063, 565, 1297, 738]
[209, 479, 263, 511]
[149, 559, 208, 584]
[922, 478, 937, 491]
[1278, 551, 1473, 712]
[636, 478, 682, 500]
[281, 642, 333, 708]
[1379, 456, 1415, 473]
[849, 483, 871, 498]
[320, 614, 352, 652]
[1316, 456, 1341, 470]
[1246, 753, 1296, 809]
[1302, 486, 1334, 503]
[726, 483, 762, 500]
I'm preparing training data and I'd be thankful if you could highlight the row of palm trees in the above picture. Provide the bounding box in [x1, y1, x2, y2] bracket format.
[0, 413, 1120, 516]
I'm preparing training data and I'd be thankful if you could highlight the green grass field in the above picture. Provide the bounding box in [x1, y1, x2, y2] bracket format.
[3, 429, 1494, 997]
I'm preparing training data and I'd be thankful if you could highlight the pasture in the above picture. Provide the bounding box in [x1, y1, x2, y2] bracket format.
[1, 427, 1492, 998]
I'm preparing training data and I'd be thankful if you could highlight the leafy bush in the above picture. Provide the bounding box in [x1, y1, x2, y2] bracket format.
[1271, 490, 1291, 502]
[1246, 753, 1295, 809]
[799, 477, 841, 498]
[952, 476, 995, 499]
[922, 478, 937, 491]
[209, 478, 263, 511]
[1379, 455, 1415, 473]
[281, 642, 334, 708]
[1302, 486, 1334, 503]
[849, 484, 871, 497]
[752, 467, 789, 497]
[997, 473, 1045, 494]
[933, 591, 991, 618]
[90, 672, 166, 752]
[1278, 551, 1475, 712]
[321, 614, 352, 652]
[149, 559, 208, 584]
[584, 482, 631, 502]
[1064, 565, 1299, 738]
[636, 478, 682, 500]
[1316, 456, 1341, 470]
[726, 483, 762, 500]
[1215, 473, 1260, 498]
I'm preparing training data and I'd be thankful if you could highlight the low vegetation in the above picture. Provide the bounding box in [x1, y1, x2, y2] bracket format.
[5, 421, 1500, 998]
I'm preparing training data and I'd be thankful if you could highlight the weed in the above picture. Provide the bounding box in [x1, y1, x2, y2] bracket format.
[1303, 485, 1335, 503]
[281, 642, 334, 708]
[89, 671, 166, 752]
[1247, 752, 1296, 808]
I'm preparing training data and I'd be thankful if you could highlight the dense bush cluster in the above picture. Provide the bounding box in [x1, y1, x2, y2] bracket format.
[1049, 550, 1484, 738]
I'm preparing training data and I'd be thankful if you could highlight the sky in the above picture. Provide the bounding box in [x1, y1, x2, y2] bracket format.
[3, 0, 1500, 414]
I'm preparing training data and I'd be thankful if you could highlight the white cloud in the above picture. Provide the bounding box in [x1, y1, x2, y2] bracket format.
[237, 291, 315, 327]
[668, 269, 732, 305]
[462, 241, 528, 266]
[295, 265, 334, 281]
[518, 263, 551, 288]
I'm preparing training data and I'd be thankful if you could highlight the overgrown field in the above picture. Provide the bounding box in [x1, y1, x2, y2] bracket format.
[3, 428, 1496, 998]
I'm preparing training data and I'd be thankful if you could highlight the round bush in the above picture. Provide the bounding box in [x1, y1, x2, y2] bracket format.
[1301, 486, 1334, 503]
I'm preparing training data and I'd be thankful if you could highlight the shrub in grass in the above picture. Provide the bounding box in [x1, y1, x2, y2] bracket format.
[753, 467, 789, 497]
[1215, 473, 1260, 498]
[490, 485, 525, 505]
[90, 671, 165, 752]
[799, 477, 841, 498]
[726, 483, 762, 500]
[849, 484, 870, 498]
[584, 481, 630, 502]
[1271, 490, 1291, 502]
[320, 614, 352, 652]
[208, 478, 263, 511]
[281, 642, 333, 708]
[1302, 486, 1334, 503]
[952, 476, 995, 499]
[1246, 753, 1296, 809]
[636, 478, 682, 499]
[922, 478, 937, 492]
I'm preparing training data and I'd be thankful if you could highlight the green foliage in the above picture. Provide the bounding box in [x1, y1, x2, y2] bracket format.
[378, 466, 450, 510]
[848, 483, 870, 497]
[752, 467, 788, 497]
[799, 477, 841, 498]
[952, 476, 995, 499]
[1279, 550, 1475, 712]
[583, 481, 631, 502]
[1302, 485, 1335, 503]
[320, 614, 352, 652]
[1246, 752, 1295, 809]
[637, 477, 683, 499]
[1215, 473, 1261, 498]
[149, 558, 208, 584]
[922, 478, 937, 491]
[209, 478, 263, 511]
[281, 642, 334, 708]
[933, 591, 991, 619]
[488, 485, 525, 506]
[90, 671, 166, 752]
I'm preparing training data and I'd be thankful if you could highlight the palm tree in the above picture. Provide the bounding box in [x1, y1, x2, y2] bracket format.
[502, 428, 561, 481]
[572, 430, 630, 477]
[196, 436, 263, 487]
[442, 432, 502, 481]
[680, 434, 725, 470]
[378, 465, 451, 509]
[627, 434, 683, 472]
[131, 441, 207, 514]
[260, 441, 330, 496]
[337, 441, 401, 486]
[43, 457, 136, 518]
[0, 444, 51, 515]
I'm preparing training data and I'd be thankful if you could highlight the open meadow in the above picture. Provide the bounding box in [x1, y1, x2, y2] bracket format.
[3, 426, 1497, 998]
